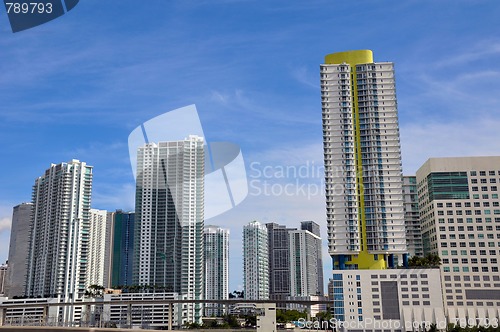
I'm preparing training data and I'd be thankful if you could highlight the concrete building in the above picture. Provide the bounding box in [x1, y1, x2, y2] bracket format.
[25, 159, 93, 306]
[87, 209, 110, 288]
[321, 50, 407, 270]
[204, 225, 229, 316]
[329, 269, 446, 331]
[417, 156, 500, 324]
[255, 303, 276, 332]
[286, 295, 326, 318]
[243, 221, 269, 300]
[107, 210, 135, 288]
[132, 136, 205, 324]
[5, 202, 33, 298]
[0, 263, 7, 296]
[300, 221, 324, 295]
[266, 222, 295, 305]
[0, 297, 60, 326]
[289, 230, 323, 297]
[103, 292, 184, 329]
[403, 176, 423, 257]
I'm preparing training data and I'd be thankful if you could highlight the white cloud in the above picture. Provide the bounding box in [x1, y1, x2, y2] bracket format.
[92, 182, 135, 212]
[401, 117, 500, 175]
[0, 205, 13, 264]
[291, 66, 319, 89]
[0, 216, 11, 233]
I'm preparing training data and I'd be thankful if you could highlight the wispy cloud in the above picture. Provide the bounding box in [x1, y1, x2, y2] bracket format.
[401, 117, 500, 174]
[291, 66, 319, 89]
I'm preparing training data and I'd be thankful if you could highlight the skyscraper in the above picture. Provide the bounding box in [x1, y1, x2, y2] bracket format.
[108, 210, 135, 288]
[321, 50, 407, 270]
[266, 223, 296, 305]
[243, 221, 269, 300]
[300, 220, 324, 293]
[5, 202, 33, 297]
[87, 209, 109, 288]
[133, 136, 204, 324]
[416, 156, 500, 324]
[402, 176, 423, 257]
[25, 160, 93, 301]
[289, 229, 323, 297]
[204, 225, 229, 316]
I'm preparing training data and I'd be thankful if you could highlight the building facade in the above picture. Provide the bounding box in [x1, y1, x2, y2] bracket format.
[103, 292, 184, 329]
[417, 156, 500, 324]
[266, 223, 295, 304]
[204, 225, 229, 316]
[0, 263, 6, 296]
[132, 136, 204, 324]
[108, 210, 135, 288]
[25, 160, 93, 302]
[289, 230, 323, 297]
[403, 176, 423, 257]
[300, 221, 324, 295]
[5, 202, 33, 298]
[87, 209, 110, 289]
[321, 50, 407, 270]
[329, 269, 445, 331]
[243, 221, 269, 300]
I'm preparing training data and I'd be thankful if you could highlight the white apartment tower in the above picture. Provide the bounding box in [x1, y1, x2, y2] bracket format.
[25, 160, 93, 301]
[87, 209, 110, 288]
[321, 50, 407, 270]
[133, 136, 204, 324]
[243, 221, 269, 300]
[204, 225, 229, 316]
[417, 156, 500, 324]
[289, 229, 323, 297]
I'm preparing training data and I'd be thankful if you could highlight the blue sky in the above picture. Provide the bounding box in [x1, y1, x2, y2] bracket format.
[1, 0, 500, 292]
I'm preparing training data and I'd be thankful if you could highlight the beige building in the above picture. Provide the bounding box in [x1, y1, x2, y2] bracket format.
[329, 268, 445, 331]
[417, 156, 500, 325]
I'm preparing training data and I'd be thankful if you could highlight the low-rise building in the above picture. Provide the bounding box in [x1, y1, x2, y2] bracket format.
[102, 292, 185, 329]
[329, 268, 446, 331]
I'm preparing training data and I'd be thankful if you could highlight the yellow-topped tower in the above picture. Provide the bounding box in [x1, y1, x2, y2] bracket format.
[321, 50, 408, 270]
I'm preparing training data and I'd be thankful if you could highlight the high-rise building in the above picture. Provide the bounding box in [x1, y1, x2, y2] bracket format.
[133, 136, 204, 324]
[243, 221, 269, 300]
[266, 223, 296, 304]
[289, 229, 323, 297]
[25, 160, 93, 301]
[87, 209, 110, 288]
[5, 202, 33, 297]
[321, 50, 407, 270]
[403, 176, 423, 257]
[0, 262, 7, 296]
[300, 221, 324, 295]
[417, 156, 500, 324]
[204, 225, 229, 316]
[108, 210, 135, 288]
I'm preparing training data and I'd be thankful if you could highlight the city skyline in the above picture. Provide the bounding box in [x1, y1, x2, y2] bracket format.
[1, 1, 500, 292]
